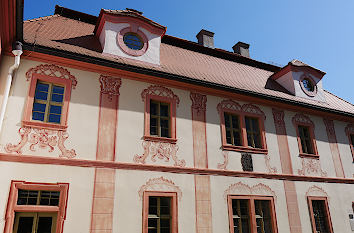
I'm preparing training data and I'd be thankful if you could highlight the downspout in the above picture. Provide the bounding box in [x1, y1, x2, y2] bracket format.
[0, 41, 22, 133]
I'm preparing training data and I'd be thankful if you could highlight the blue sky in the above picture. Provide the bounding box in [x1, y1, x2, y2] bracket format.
[24, 0, 354, 104]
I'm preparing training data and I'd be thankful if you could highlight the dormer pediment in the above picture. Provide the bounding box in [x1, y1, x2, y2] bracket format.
[270, 60, 327, 102]
[94, 9, 166, 65]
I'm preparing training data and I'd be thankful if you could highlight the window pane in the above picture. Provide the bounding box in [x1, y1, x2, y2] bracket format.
[231, 115, 239, 129]
[35, 91, 48, 101]
[33, 103, 46, 112]
[36, 217, 53, 233]
[312, 200, 330, 233]
[48, 114, 61, 124]
[36, 83, 49, 92]
[52, 85, 64, 94]
[150, 101, 158, 116]
[49, 105, 62, 115]
[233, 130, 242, 146]
[160, 104, 169, 117]
[298, 126, 314, 154]
[51, 93, 63, 103]
[32, 112, 45, 121]
[231, 199, 250, 233]
[224, 113, 230, 128]
[16, 216, 34, 233]
[148, 218, 157, 228]
[226, 129, 232, 144]
[17, 190, 39, 205]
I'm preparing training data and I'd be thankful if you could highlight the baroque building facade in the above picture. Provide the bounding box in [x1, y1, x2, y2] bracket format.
[0, 3, 353, 233]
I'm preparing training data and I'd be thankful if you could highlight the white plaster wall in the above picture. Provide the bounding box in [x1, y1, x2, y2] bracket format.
[0, 57, 99, 161]
[113, 170, 196, 233]
[100, 22, 161, 65]
[292, 71, 326, 102]
[296, 182, 354, 233]
[210, 176, 290, 233]
[115, 79, 194, 167]
[334, 120, 354, 178]
[206, 95, 281, 174]
[0, 161, 95, 233]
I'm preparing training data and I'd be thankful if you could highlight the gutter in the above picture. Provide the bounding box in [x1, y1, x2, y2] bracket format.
[22, 42, 354, 119]
[0, 41, 22, 133]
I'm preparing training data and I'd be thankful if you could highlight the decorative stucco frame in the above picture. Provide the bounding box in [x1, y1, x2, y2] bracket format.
[217, 99, 267, 154]
[3, 181, 69, 233]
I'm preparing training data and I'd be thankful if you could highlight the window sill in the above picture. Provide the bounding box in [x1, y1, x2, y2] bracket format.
[299, 153, 319, 158]
[222, 144, 268, 154]
[144, 135, 177, 144]
[22, 120, 67, 131]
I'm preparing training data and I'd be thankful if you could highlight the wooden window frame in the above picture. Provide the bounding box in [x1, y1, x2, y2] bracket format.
[23, 73, 72, 131]
[345, 124, 354, 162]
[220, 108, 267, 154]
[294, 123, 318, 158]
[142, 191, 178, 233]
[144, 94, 177, 144]
[307, 196, 333, 233]
[227, 195, 278, 233]
[4, 181, 69, 233]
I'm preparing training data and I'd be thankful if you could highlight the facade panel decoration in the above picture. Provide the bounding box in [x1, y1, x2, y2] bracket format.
[138, 177, 182, 201]
[223, 182, 277, 200]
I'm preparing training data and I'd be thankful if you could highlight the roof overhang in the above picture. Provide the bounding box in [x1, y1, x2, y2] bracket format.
[94, 9, 166, 37]
[0, 0, 18, 53]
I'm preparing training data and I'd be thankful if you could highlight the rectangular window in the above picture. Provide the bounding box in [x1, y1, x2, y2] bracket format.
[245, 117, 261, 148]
[308, 197, 333, 233]
[298, 125, 314, 154]
[150, 100, 171, 138]
[32, 81, 65, 124]
[14, 212, 57, 233]
[4, 181, 69, 233]
[224, 113, 242, 146]
[228, 196, 277, 233]
[143, 192, 177, 233]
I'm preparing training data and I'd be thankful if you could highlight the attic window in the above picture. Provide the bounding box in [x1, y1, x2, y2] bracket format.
[299, 75, 317, 97]
[117, 27, 148, 57]
[123, 32, 144, 50]
[302, 78, 314, 92]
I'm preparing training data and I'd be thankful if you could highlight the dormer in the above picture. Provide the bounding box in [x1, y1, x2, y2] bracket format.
[94, 8, 166, 65]
[270, 60, 327, 102]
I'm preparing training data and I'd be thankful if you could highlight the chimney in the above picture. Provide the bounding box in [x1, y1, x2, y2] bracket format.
[232, 42, 250, 58]
[196, 29, 214, 49]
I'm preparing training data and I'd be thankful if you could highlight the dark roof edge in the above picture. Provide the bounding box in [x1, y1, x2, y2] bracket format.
[52, 5, 280, 73]
[54, 5, 97, 24]
[22, 42, 354, 119]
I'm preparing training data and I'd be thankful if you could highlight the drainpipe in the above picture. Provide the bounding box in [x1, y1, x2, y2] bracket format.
[0, 41, 23, 133]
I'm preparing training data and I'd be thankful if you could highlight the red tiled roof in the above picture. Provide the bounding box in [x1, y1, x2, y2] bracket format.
[23, 15, 354, 115]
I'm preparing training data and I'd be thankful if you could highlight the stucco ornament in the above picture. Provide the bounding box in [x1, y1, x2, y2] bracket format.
[272, 108, 286, 135]
[190, 92, 207, 115]
[217, 151, 229, 170]
[26, 63, 77, 89]
[99, 75, 122, 101]
[133, 141, 186, 167]
[141, 85, 180, 106]
[217, 99, 242, 114]
[298, 157, 327, 177]
[223, 182, 276, 201]
[138, 177, 182, 201]
[264, 154, 277, 174]
[5, 127, 76, 158]
[292, 113, 314, 128]
[305, 185, 328, 198]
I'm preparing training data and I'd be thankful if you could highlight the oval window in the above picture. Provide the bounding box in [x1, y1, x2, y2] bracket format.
[123, 33, 144, 50]
[302, 78, 315, 92]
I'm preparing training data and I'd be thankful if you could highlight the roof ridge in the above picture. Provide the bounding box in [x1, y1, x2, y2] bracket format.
[24, 14, 60, 23]
[324, 89, 354, 107]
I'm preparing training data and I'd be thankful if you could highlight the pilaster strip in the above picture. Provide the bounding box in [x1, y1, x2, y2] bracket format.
[272, 109, 302, 233]
[90, 75, 121, 233]
[323, 118, 345, 178]
[190, 92, 212, 233]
